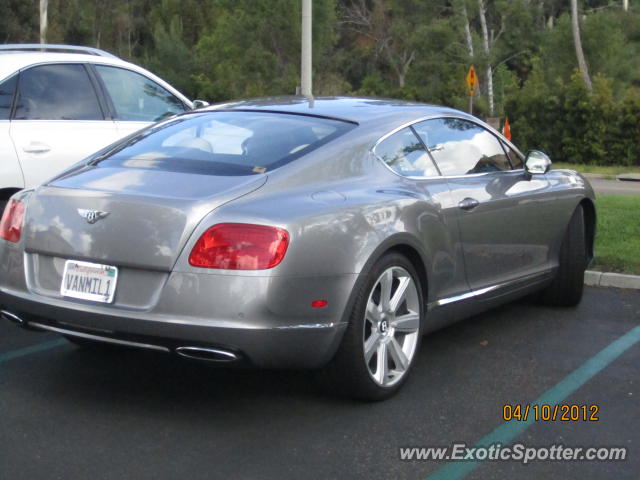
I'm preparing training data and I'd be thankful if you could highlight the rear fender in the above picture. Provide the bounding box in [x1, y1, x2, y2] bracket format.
[337, 233, 430, 328]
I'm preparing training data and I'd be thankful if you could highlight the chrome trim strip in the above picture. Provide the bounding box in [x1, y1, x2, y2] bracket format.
[430, 285, 500, 308]
[27, 321, 170, 352]
[275, 322, 347, 330]
[1, 310, 24, 324]
[372, 114, 444, 151]
[402, 169, 526, 181]
[429, 270, 554, 309]
[371, 113, 525, 181]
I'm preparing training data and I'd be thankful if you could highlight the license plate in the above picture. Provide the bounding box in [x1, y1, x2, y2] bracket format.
[60, 260, 118, 303]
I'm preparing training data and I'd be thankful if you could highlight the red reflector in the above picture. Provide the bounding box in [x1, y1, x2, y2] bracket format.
[0, 199, 25, 243]
[311, 300, 328, 308]
[189, 223, 289, 270]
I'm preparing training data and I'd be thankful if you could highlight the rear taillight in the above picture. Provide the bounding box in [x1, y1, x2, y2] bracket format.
[0, 199, 25, 243]
[189, 223, 289, 270]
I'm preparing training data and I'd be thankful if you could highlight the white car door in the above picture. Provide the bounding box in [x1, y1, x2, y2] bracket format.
[0, 74, 24, 192]
[9, 63, 120, 189]
[92, 65, 189, 138]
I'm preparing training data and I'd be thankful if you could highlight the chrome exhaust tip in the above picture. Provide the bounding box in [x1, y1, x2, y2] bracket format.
[175, 346, 239, 362]
[1, 310, 25, 325]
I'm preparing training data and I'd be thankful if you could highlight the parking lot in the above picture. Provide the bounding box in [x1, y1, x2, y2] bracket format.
[1, 286, 638, 480]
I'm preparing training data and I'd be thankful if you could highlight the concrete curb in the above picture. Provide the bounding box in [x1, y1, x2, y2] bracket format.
[617, 173, 640, 182]
[582, 173, 611, 180]
[581, 172, 640, 182]
[585, 270, 640, 290]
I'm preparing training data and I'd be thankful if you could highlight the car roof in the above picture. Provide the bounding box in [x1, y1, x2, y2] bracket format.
[201, 96, 522, 157]
[0, 51, 192, 106]
[205, 96, 468, 126]
[0, 52, 125, 79]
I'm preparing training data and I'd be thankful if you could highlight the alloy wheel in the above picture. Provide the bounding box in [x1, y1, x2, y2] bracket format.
[363, 266, 420, 387]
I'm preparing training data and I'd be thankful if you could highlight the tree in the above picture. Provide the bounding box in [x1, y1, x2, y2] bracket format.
[40, 0, 48, 43]
[571, 0, 593, 91]
[458, 1, 474, 57]
[0, 0, 39, 43]
[195, 0, 337, 100]
[341, 0, 410, 88]
[341, 0, 440, 89]
[478, 0, 495, 115]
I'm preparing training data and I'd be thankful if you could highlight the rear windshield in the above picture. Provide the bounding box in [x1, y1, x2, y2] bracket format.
[94, 111, 356, 176]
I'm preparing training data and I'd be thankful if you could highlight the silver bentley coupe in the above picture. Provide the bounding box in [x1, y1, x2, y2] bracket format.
[0, 97, 595, 400]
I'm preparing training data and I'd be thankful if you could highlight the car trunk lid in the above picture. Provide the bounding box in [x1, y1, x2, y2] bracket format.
[22, 166, 266, 270]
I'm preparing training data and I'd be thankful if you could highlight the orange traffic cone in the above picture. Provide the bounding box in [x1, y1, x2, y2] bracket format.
[503, 117, 512, 141]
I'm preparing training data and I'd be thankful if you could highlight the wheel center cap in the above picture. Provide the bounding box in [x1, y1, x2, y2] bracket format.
[379, 320, 389, 334]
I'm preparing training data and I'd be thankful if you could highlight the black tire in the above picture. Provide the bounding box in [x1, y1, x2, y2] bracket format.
[0, 200, 7, 218]
[537, 204, 586, 306]
[321, 252, 424, 401]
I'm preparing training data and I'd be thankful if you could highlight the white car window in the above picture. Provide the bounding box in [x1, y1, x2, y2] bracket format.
[0, 75, 17, 120]
[375, 127, 440, 177]
[14, 64, 103, 120]
[95, 111, 355, 176]
[413, 118, 511, 175]
[95, 65, 187, 122]
[503, 142, 524, 169]
[162, 120, 252, 155]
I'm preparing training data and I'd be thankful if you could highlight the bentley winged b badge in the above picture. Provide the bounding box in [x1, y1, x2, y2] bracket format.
[77, 209, 109, 224]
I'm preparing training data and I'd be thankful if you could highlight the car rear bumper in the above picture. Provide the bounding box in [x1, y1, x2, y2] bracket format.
[0, 236, 359, 368]
[0, 239, 359, 369]
[0, 287, 351, 368]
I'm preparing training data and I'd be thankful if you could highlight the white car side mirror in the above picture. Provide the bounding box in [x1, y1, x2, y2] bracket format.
[192, 99, 210, 109]
[525, 150, 552, 175]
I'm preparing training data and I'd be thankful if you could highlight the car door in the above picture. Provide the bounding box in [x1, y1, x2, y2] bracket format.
[0, 74, 24, 193]
[9, 63, 120, 189]
[92, 65, 189, 137]
[373, 126, 469, 303]
[412, 117, 557, 291]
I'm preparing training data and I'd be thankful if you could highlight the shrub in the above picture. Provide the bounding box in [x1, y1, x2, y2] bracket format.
[505, 69, 640, 167]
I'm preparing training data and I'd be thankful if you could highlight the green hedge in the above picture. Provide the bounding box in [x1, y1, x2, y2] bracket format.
[505, 71, 640, 167]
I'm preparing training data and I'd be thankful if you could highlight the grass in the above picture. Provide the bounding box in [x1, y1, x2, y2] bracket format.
[554, 163, 640, 179]
[591, 195, 640, 275]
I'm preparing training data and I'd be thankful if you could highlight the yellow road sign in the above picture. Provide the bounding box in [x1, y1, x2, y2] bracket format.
[466, 65, 478, 95]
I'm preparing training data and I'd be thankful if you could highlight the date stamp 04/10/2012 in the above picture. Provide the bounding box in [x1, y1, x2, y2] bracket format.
[502, 404, 599, 422]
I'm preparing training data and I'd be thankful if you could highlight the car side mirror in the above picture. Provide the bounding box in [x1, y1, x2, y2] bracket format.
[525, 150, 552, 175]
[192, 99, 210, 109]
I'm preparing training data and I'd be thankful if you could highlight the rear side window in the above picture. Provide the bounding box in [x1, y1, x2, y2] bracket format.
[0, 75, 17, 120]
[95, 65, 187, 122]
[94, 111, 356, 176]
[413, 118, 511, 175]
[14, 64, 103, 120]
[374, 127, 439, 177]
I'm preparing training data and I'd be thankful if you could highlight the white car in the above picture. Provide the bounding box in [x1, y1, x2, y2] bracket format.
[0, 44, 204, 212]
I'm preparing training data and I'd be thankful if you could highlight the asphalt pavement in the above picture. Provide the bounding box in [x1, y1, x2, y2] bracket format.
[1, 286, 638, 480]
[587, 177, 640, 195]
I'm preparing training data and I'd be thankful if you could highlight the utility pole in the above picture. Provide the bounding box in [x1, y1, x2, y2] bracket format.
[571, 0, 592, 92]
[39, 0, 48, 44]
[623, 0, 628, 11]
[300, 0, 312, 97]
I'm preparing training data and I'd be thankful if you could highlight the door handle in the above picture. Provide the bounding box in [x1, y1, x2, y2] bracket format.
[458, 197, 480, 211]
[22, 142, 51, 154]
